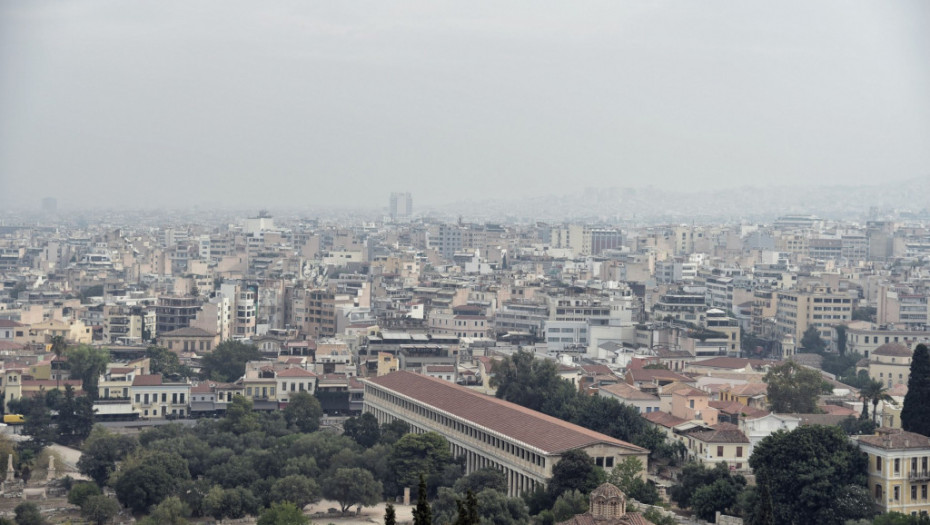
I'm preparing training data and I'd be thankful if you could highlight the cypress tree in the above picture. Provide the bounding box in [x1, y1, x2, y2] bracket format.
[902, 344, 930, 436]
[413, 475, 432, 525]
[384, 503, 396, 525]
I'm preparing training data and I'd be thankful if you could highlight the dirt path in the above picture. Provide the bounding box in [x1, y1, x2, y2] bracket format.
[306, 500, 415, 525]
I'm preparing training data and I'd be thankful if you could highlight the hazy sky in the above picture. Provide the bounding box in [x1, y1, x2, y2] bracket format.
[1, 1, 928, 210]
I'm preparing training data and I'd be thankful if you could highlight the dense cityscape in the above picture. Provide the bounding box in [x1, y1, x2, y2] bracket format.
[1, 195, 930, 524]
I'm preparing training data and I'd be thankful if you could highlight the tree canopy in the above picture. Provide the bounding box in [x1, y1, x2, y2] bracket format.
[66, 344, 109, 400]
[323, 468, 383, 513]
[763, 360, 830, 413]
[800, 326, 827, 353]
[902, 344, 930, 436]
[491, 351, 668, 462]
[146, 346, 194, 380]
[283, 392, 323, 433]
[748, 425, 869, 525]
[199, 340, 262, 382]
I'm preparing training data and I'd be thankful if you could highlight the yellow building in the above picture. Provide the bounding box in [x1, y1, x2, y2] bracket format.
[869, 343, 913, 389]
[857, 429, 930, 516]
[776, 285, 854, 342]
[376, 352, 398, 377]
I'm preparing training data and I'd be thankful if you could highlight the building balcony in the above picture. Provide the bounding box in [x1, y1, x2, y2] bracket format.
[910, 470, 930, 482]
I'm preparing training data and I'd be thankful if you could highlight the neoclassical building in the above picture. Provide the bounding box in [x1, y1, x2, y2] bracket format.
[363, 371, 648, 497]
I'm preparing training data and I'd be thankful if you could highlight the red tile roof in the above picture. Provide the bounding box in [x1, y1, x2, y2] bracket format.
[858, 429, 930, 450]
[366, 371, 646, 455]
[687, 422, 749, 444]
[642, 410, 688, 428]
[277, 367, 317, 378]
[708, 400, 770, 418]
[690, 357, 777, 370]
[626, 369, 694, 383]
[873, 343, 911, 357]
[132, 374, 163, 387]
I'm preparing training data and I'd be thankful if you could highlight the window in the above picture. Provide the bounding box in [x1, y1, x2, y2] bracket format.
[913, 485, 918, 501]
[895, 485, 900, 501]
[736, 447, 743, 458]
[923, 485, 927, 500]
[876, 457, 882, 472]
[896, 458, 901, 474]
[717, 446, 724, 457]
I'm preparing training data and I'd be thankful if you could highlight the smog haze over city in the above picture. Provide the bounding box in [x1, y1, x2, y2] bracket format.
[1, 1, 929, 214]
[7, 3, 930, 525]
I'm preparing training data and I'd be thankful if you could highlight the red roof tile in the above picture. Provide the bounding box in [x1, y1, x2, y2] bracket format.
[366, 371, 646, 455]
[132, 374, 163, 387]
[277, 367, 317, 378]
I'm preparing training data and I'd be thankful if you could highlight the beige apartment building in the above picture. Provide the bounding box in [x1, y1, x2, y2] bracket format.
[776, 285, 854, 342]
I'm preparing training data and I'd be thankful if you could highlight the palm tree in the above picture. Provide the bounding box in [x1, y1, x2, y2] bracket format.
[861, 379, 897, 425]
[49, 335, 67, 389]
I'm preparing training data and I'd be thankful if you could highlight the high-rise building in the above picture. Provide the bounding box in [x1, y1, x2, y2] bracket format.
[389, 192, 413, 221]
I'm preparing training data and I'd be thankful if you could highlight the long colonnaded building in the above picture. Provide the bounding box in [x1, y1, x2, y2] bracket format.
[363, 371, 649, 497]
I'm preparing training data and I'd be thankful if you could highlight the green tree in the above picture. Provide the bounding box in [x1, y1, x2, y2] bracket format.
[13, 502, 46, 525]
[800, 326, 826, 354]
[474, 488, 530, 525]
[453, 467, 508, 495]
[380, 419, 410, 445]
[78, 428, 138, 487]
[491, 351, 577, 412]
[763, 360, 829, 413]
[322, 468, 383, 514]
[55, 384, 95, 445]
[222, 395, 260, 434]
[835, 324, 848, 355]
[68, 481, 102, 507]
[202, 486, 259, 520]
[199, 340, 262, 382]
[453, 489, 480, 525]
[257, 502, 309, 525]
[271, 474, 320, 508]
[852, 307, 876, 322]
[66, 344, 109, 400]
[902, 344, 930, 436]
[607, 456, 659, 505]
[388, 432, 453, 495]
[20, 390, 56, 450]
[547, 449, 602, 501]
[385, 503, 397, 525]
[551, 489, 588, 521]
[413, 475, 432, 525]
[113, 450, 190, 513]
[80, 495, 120, 525]
[344, 412, 381, 447]
[690, 478, 743, 521]
[138, 496, 190, 525]
[669, 462, 744, 511]
[283, 392, 323, 433]
[49, 335, 68, 389]
[749, 425, 868, 525]
[146, 346, 193, 380]
[860, 379, 896, 424]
